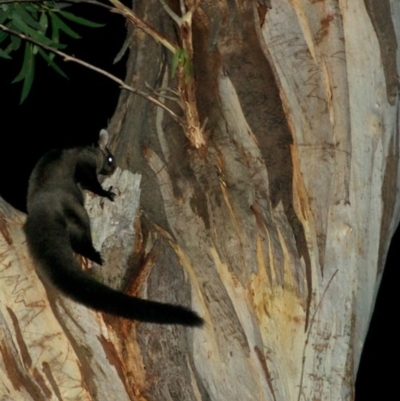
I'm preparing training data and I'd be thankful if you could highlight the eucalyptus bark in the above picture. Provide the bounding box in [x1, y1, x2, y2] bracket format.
[1, 0, 399, 400]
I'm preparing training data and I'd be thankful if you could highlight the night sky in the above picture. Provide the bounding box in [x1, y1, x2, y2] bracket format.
[0, 3, 396, 399]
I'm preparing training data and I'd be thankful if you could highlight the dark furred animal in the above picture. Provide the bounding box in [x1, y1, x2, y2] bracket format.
[24, 130, 204, 327]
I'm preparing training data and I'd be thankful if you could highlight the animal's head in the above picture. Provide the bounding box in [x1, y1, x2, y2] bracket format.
[97, 129, 117, 175]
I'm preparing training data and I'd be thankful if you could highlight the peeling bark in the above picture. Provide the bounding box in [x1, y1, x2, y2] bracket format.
[1, 0, 400, 400]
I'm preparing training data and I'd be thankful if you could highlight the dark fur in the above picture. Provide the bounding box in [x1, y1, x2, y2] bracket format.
[24, 131, 204, 327]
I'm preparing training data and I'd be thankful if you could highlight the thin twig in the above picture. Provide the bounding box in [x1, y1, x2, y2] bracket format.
[157, 0, 181, 24]
[145, 83, 183, 107]
[179, 0, 186, 16]
[0, 0, 113, 10]
[59, 0, 114, 10]
[109, 0, 177, 54]
[145, 82, 181, 97]
[0, 23, 183, 124]
[0, 0, 42, 3]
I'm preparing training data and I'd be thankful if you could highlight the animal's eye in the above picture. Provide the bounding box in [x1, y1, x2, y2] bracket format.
[108, 156, 114, 165]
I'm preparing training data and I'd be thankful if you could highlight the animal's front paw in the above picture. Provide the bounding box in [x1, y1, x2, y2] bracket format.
[91, 251, 103, 266]
[106, 186, 116, 201]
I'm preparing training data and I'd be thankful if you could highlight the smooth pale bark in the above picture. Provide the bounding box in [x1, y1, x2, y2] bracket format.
[1, 0, 399, 400]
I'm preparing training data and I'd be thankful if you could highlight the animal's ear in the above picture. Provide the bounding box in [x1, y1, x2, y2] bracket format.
[98, 129, 110, 151]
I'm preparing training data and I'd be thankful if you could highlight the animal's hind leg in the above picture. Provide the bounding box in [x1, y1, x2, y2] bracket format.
[65, 206, 103, 265]
[73, 234, 103, 266]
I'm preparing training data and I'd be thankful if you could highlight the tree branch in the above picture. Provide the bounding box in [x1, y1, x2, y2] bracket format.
[0, 23, 183, 125]
[0, 0, 112, 9]
[157, 0, 182, 25]
[108, 0, 177, 53]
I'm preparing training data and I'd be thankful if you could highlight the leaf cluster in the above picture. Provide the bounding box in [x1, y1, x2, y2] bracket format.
[0, 1, 103, 103]
[171, 47, 193, 82]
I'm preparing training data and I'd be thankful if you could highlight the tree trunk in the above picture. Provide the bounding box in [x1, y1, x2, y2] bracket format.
[1, 0, 399, 400]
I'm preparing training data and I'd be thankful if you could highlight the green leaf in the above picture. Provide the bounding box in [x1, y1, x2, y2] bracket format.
[0, 48, 12, 59]
[48, 18, 67, 50]
[20, 59, 35, 103]
[58, 10, 103, 28]
[171, 48, 193, 80]
[11, 12, 54, 46]
[50, 12, 80, 39]
[38, 47, 67, 79]
[171, 48, 183, 78]
[0, 30, 8, 44]
[8, 32, 21, 51]
[39, 12, 48, 31]
[12, 42, 32, 83]
[14, 3, 42, 30]
[12, 43, 35, 103]
[0, 6, 11, 24]
[24, 2, 40, 16]
[50, 13, 59, 44]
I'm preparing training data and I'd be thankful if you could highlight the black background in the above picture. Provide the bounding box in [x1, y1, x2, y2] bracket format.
[0, 4, 396, 399]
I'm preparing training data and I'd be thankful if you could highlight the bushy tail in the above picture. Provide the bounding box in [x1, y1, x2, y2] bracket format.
[25, 223, 203, 327]
[48, 264, 203, 326]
